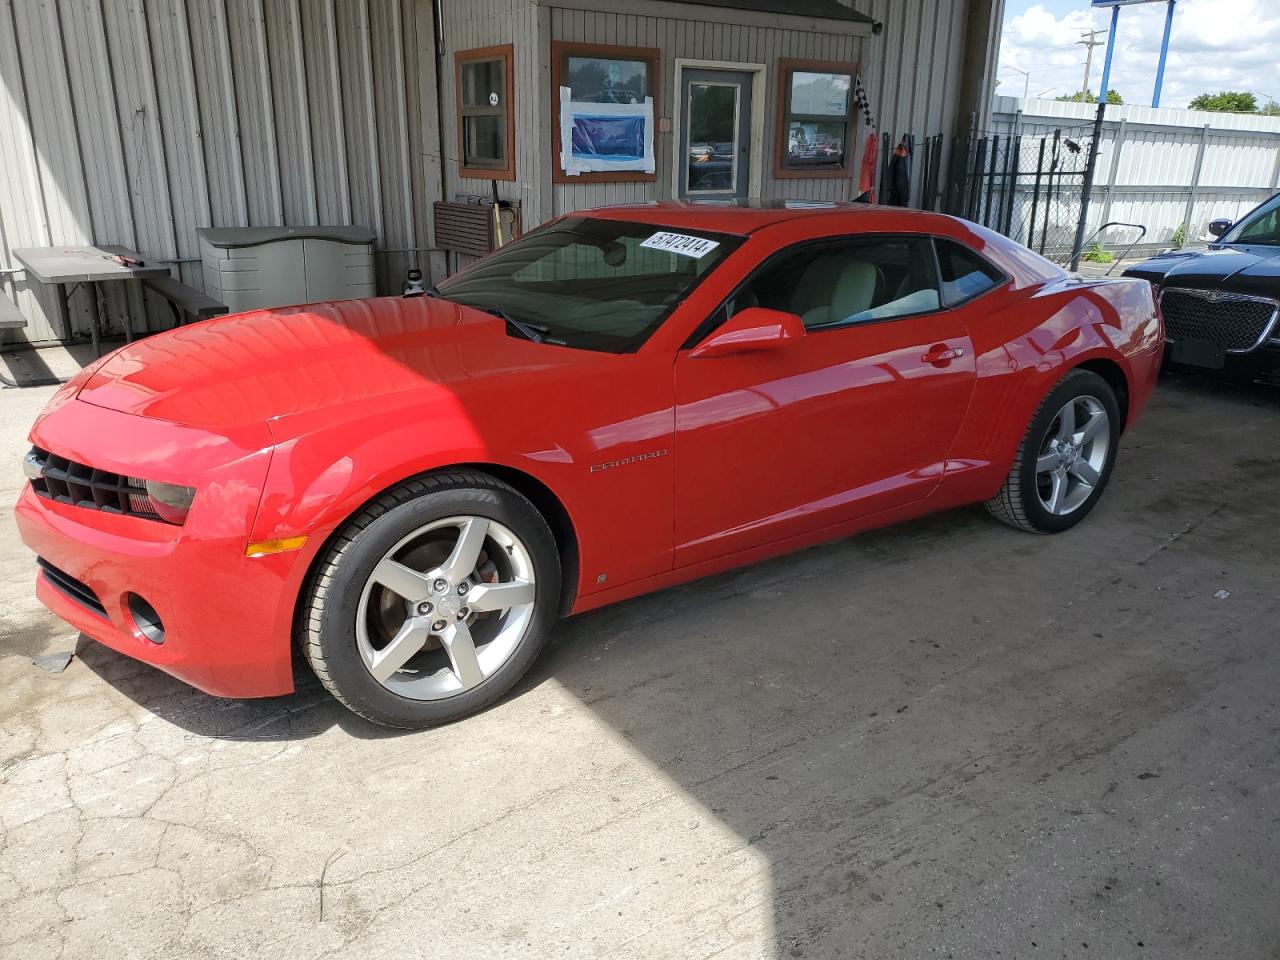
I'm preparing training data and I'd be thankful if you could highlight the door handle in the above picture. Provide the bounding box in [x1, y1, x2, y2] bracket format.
[921, 344, 965, 366]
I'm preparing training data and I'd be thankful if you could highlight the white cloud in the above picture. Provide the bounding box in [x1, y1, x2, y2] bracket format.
[997, 0, 1280, 109]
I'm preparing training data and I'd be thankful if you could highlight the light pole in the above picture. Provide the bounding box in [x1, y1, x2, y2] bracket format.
[1010, 66, 1030, 100]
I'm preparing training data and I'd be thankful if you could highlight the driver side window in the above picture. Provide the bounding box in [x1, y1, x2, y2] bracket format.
[727, 236, 941, 330]
[1237, 205, 1279, 243]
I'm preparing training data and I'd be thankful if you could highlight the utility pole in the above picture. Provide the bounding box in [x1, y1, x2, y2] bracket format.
[1078, 28, 1107, 100]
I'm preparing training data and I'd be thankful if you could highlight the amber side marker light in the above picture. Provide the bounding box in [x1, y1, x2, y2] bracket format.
[245, 535, 309, 558]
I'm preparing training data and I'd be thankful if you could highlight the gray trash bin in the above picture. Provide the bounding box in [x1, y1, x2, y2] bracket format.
[199, 226, 377, 313]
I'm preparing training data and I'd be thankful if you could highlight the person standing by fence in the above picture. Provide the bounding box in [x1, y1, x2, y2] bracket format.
[888, 140, 912, 206]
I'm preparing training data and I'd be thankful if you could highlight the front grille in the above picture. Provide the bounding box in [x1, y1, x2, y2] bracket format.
[37, 558, 107, 617]
[1160, 288, 1279, 352]
[27, 447, 167, 522]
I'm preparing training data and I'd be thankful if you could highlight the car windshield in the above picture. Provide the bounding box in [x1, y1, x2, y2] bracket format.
[434, 216, 743, 352]
[1222, 193, 1280, 246]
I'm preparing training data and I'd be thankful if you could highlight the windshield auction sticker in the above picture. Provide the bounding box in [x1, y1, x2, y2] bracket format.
[639, 232, 720, 258]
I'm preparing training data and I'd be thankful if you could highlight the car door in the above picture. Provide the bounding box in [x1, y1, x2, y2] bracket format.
[672, 234, 977, 567]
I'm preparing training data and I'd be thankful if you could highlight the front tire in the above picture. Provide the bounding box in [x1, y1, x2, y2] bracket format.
[299, 472, 560, 728]
[985, 369, 1121, 533]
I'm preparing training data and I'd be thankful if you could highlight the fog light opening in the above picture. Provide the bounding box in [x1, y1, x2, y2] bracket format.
[127, 594, 165, 645]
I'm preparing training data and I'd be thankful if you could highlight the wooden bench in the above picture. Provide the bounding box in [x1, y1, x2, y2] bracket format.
[143, 275, 228, 326]
[0, 294, 27, 331]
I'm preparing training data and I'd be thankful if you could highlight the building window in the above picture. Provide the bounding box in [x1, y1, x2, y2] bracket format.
[774, 59, 856, 180]
[456, 45, 515, 180]
[551, 42, 660, 183]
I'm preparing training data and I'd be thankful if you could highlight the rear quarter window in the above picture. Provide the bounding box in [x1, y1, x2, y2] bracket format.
[935, 239, 1006, 307]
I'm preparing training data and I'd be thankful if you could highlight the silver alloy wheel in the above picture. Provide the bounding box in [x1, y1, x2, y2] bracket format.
[1035, 395, 1110, 516]
[355, 516, 536, 701]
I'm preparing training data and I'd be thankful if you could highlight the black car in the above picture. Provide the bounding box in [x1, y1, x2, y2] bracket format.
[1124, 192, 1280, 382]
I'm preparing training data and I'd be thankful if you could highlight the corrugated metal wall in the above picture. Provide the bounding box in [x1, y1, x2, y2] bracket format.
[0, 0, 439, 345]
[847, 0, 974, 208]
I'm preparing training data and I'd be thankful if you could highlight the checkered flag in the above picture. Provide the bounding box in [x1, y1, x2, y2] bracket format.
[853, 74, 875, 127]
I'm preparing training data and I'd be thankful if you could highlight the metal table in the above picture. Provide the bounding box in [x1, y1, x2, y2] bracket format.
[11, 245, 169, 356]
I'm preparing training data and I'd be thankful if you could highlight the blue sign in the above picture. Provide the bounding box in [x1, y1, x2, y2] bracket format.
[570, 115, 646, 162]
[1091, 0, 1177, 108]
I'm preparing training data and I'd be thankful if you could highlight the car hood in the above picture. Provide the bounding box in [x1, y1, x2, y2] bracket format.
[76, 296, 596, 431]
[1124, 244, 1280, 300]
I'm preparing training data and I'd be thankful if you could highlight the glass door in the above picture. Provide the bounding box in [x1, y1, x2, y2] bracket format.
[680, 69, 753, 199]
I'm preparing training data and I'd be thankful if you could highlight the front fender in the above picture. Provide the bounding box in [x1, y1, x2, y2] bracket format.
[251, 391, 575, 547]
[248, 354, 679, 615]
[246, 395, 581, 648]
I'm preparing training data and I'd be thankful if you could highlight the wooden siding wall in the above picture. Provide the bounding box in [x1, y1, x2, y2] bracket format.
[550, 8, 863, 214]
[438, 0, 547, 226]
[0, 0, 439, 345]
[436, 0, 980, 226]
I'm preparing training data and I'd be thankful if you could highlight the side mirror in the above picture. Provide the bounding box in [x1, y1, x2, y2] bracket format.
[689, 307, 805, 359]
[1207, 218, 1232, 239]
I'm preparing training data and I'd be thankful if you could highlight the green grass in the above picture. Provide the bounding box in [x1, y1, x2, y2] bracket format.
[1081, 242, 1115, 264]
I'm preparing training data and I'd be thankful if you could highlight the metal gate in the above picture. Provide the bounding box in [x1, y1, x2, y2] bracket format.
[981, 130, 1092, 263]
[915, 127, 1096, 265]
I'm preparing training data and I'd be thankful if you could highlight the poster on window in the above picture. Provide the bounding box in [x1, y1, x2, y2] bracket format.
[559, 86, 655, 175]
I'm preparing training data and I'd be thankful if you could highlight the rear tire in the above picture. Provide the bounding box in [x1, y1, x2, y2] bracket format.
[985, 369, 1121, 533]
[299, 472, 560, 728]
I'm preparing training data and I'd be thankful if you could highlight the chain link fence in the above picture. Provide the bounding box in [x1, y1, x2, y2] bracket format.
[911, 127, 1096, 265]
[874, 122, 1099, 266]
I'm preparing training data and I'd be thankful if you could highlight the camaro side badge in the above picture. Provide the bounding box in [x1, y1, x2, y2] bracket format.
[590, 449, 669, 473]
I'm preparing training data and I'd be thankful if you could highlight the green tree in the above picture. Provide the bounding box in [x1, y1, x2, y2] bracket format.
[1055, 89, 1123, 105]
[1188, 91, 1259, 113]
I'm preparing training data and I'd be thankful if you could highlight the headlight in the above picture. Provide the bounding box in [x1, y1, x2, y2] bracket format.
[142, 480, 196, 524]
[22, 450, 44, 481]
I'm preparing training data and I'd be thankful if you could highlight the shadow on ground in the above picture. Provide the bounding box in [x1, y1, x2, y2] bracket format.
[67, 373, 1280, 957]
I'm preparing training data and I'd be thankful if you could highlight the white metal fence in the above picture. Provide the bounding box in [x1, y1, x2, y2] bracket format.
[990, 96, 1280, 255]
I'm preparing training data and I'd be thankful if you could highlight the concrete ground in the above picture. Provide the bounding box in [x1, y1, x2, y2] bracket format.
[1, 349, 1278, 960]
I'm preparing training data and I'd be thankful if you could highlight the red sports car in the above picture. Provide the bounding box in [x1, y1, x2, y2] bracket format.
[16, 202, 1163, 727]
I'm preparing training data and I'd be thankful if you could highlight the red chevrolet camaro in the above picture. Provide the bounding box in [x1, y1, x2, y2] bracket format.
[17, 202, 1163, 727]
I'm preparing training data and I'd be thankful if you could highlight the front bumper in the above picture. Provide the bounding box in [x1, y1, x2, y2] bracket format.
[14, 399, 304, 699]
[1163, 340, 1280, 383]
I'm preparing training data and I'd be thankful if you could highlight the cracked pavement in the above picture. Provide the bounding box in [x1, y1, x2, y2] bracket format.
[1, 367, 1278, 959]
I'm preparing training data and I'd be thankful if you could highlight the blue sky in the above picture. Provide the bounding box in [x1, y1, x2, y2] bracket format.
[1008, 0, 1086, 17]
[996, 0, 1280, 109]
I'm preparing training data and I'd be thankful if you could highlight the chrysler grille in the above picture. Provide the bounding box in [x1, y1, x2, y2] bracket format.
[27, 447, 169, 523]
[1159, 288, 1279, 353]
